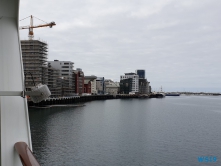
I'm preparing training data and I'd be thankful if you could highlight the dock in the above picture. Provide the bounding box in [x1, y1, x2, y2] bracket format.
[28, 94, 151, 107]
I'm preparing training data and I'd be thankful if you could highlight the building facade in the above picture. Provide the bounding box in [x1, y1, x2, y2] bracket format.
[48, 60, 74, 87]
[21, 40, 48, 89]
[84, 80, 91, 93]
[48, 60, 75, 96]
[136, 69, 150, 94]
[120, 73, 139, 93]
[96, 77, 105, 94]
[120, 78, 133, 94]
[136, 69, 145, 79]
[73, 68, 84, 95]
[47, 67, 61, 97]
[138, 78, 149, 94]
[84, 75, 97, 94]
[106, 82, 119, 95]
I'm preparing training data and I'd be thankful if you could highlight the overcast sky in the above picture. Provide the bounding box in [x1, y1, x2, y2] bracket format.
[19, 0, 221, 92]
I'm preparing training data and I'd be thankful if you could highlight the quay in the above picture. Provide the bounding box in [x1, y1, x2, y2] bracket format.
[28, 92, 221, 107]
[27, 94, 148, 107]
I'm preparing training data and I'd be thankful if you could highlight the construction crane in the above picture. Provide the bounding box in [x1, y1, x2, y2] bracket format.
[19, 15, 56, 40]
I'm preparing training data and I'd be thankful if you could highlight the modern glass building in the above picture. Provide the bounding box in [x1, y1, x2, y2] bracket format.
[136, 69, 145, 79]
[120, 78, 133, 94]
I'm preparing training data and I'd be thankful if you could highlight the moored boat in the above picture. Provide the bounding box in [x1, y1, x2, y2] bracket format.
[149, 92, 165, 98]
[166, 93, 180, 96]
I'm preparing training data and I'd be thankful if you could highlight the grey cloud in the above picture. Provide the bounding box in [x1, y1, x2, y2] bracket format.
[19, 0, 221, 92]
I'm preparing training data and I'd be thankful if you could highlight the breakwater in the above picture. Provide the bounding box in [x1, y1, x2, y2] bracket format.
[28, 94, 143, 107]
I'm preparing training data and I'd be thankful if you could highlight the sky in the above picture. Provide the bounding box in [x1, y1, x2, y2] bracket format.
[19, 0, 221, 92]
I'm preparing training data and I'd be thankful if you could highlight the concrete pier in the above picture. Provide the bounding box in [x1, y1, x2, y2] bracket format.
[28, 95, 115, 107]
[27, 94, 152, 107]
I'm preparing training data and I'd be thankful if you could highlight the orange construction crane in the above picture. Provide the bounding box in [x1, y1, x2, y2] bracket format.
[19, 15, 56, 40]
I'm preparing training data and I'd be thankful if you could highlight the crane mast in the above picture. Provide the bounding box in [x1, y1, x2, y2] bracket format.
[29, 15, 34, 39]
[19, 15, 56, 40]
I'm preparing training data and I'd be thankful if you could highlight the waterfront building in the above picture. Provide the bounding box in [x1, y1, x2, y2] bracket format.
[48, 60, 75, 96]
[57, 77, 75, 96]
[136, 69, 145, 79]
[96, 77, 105, 94]
[73, 68, 84, 95]
[48, 60, 74, 87]
[120, 73, 139, 93]
[84, 75, 97, 94]
[120, 78, 133, 94]
[135, 69, 150, 94]
[47, 67, 61, 97]
[138, 78, 149, 94]
[21, 40, 48, 89]
[106, 82, 120, 95]
[84, 80, 92, 93]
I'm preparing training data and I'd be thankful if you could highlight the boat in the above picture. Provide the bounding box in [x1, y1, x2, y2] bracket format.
[149, 92, 165, 98]
[166, 93, 180, 96]
[149, 86, 166, 98]
[0, 0, 41, 165]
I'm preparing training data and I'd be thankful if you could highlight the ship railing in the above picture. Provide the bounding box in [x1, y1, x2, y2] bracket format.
[14, 142, 40, 166]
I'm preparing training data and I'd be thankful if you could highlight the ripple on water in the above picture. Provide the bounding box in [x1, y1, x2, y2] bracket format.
[29, 97, 221, 166]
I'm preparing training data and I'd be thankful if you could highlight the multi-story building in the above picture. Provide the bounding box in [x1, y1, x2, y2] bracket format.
[84, 80, 92, 93]
[138, 78, 150, 94]
[84, 75, 97, 94]
[47, 67, 61, 97]
[136, 69, 145, 79]
[136, 69, 150, 94]
[120, 78, 133, 94]
[21, 40, 48, 89]
[57, 77, 74, 96]
[73, 68, 84, 95]
[48, 60, 75, 96]
[96, 77, 105, 94]
[106, 82, 119, 95]
[120, 73, 139, 93]
[48, 60, 74, 87]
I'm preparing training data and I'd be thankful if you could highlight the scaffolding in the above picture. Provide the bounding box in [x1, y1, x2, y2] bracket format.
[21, 40, 48, 89]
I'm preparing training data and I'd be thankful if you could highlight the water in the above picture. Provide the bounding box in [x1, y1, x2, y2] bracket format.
[29, 96, 221, 166]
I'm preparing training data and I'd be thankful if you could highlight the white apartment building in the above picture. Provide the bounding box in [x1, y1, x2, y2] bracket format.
[120, 73, 139, 93]
[48, 60, 74, 87]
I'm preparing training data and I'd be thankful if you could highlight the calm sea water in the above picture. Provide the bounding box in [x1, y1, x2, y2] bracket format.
[29, 96, 221, 166]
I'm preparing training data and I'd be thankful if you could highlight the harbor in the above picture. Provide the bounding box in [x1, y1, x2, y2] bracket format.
[27, 92, 221, 107]
[29, 96, 221, 166]
[0, 0, 220, 165]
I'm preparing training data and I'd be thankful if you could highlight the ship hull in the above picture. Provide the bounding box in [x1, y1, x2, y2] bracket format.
[0, 0, 32, 165]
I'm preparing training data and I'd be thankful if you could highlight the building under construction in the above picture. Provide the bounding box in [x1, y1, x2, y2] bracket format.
[21, 40, 48, 90]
